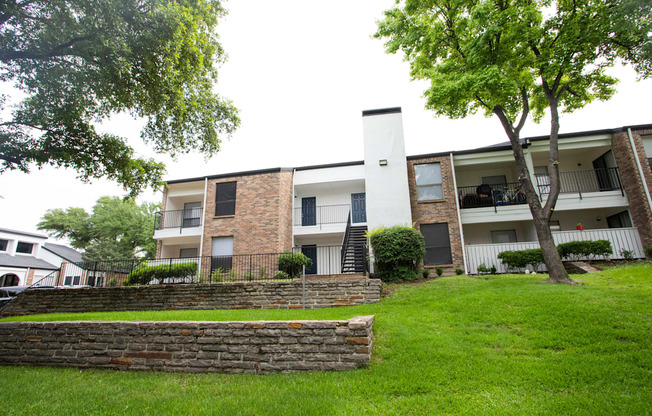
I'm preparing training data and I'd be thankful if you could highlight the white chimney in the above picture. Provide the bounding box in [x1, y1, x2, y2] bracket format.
[362, 107, 413, 232]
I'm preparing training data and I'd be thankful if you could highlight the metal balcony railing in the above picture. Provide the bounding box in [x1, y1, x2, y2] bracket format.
[154, 208, 203, 231]
[535, 167, 623, 199]
[292, 204, 351, 227]
[458, 182, 527, 209]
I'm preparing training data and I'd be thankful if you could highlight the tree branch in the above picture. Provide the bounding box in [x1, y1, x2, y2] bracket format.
[0, 35, 94, 62]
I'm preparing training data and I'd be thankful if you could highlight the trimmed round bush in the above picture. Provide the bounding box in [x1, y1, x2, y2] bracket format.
[368, 226, 425, 282]
[278, 253, 313, 278]
[125, 262, 197, 285]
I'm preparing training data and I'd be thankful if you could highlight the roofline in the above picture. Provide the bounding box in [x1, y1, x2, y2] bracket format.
[42, 244, 80, 263]
[294, 160, 364, 171]
[0, 261, 58, 271]
[165, 167, 294, 185]
[0, 228, 47, 239]
[362, 107, 402, 117]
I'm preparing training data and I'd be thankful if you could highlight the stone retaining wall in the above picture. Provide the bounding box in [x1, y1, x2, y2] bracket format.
[0, 279, 382, 317]
[0, 316, 374, 374]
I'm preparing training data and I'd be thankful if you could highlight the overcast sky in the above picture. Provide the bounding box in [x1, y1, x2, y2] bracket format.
[1, 0, 651, 239]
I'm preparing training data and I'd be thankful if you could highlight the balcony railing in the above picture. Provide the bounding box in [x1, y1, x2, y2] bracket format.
[154, 208, 203, 231]
[293, 204, 350, 227]
[535, 167, 623, 198]
[459, 182, 527, 210]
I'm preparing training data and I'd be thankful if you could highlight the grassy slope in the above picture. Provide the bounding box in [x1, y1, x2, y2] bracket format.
[1, 264, 650, 415]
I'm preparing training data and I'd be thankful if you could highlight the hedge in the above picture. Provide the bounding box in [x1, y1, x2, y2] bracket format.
[368, 225, 425, 282]
[557, 240, 613, 261]
[125, 262, 198, 285]
[497, 249, 544, 272]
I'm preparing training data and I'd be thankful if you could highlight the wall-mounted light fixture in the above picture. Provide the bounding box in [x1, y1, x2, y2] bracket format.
[379, 159, 388, 166]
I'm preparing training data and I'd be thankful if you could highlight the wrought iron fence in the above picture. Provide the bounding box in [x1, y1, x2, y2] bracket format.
[154, 208, 203, 230]
[29, 245, 368, 288]
[292, 204, 350, 227]
[458, 182, 527, 209]
[535, 168, 623, 197]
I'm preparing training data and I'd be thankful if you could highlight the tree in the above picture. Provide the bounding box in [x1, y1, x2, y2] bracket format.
[38, 196, 159, 261]
[0, 0, 239, 196]
[376, 0, 651, 284]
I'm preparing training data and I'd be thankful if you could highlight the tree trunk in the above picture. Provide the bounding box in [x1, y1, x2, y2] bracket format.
[533, 217, 574, 284]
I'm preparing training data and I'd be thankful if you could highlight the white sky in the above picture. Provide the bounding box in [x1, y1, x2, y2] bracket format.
[1, 0, 651, 239]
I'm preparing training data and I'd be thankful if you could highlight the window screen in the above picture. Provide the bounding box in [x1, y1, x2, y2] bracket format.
[490, 229, 517, 243]
[607, 211, 633, 228]
[420, 223, 452, 265]
[415, 163, 443, 201]
[215, 182, 237, 216]
[179, 248, 198, 258]
[0, 240, 7, 251]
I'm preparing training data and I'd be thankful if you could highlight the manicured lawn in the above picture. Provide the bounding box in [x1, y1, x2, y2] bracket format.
[1, 264, 650, 415]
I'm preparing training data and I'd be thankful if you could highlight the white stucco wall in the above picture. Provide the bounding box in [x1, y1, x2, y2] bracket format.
[362, 109, 412, 231]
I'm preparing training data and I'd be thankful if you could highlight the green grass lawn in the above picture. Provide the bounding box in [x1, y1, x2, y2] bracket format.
[1, 264, 650, 415]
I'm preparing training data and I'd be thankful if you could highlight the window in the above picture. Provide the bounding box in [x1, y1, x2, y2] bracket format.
[183, 202, 202, 227]
[0, 239, 7, 251]
[490, 229, 517, 244]
[641, 135, 652, 168]
[415, 163, 443, 201]
[607, 211, 633, 228]
[179, 248, 198, 258]
[15, 242, 33, 254]
[420, 223, 452, 265]
[215, 182, 237, 216]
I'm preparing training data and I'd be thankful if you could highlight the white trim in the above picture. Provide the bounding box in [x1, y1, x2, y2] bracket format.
[198, 177, 208, 272]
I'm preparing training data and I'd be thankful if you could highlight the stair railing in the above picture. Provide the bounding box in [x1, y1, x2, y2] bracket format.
[340, 211, 352, 271]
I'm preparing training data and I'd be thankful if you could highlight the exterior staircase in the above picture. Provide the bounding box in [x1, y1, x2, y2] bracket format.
[341, 225, 368, 273]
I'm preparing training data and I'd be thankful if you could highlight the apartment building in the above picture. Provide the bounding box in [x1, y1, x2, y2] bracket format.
[154, 108, 652, 274]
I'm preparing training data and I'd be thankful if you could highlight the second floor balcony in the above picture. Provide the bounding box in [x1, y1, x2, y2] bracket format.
[154, 208, 204, 231]
[293, 204, 352, 228]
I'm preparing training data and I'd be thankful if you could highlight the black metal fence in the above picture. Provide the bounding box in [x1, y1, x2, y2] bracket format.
[29, 245, 368, 289]
[154, 208, 203, 230]
[535, 168, 623, 197]
[458, 182, 527, 209]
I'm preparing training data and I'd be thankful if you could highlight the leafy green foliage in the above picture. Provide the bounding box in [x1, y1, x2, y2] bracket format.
[0, 0, 240, 196]
[557, 240, 613, 261]
[38, 196, 158, 261]
[646, 246, 652, 258]
[422, 268, 430, 278]
[277, 253, 312, 279]
[498, 249, 544, 272]
[273, 271, 290, 280]
[368, 226, 425, 282]
[125, 262, 197, 286]
[435, 267, 443, 276]
[455, 268, 464, 275]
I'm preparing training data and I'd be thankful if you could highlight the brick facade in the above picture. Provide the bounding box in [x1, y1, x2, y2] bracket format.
[612, 128, 652, 249]
[0, 316, 374, 374]
[406, 155, 465, 271]
[201, 171, 293, 257]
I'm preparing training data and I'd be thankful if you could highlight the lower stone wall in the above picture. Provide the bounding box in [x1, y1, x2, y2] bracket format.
[0, 316, 374, 374]
[0, 279, 382, 317]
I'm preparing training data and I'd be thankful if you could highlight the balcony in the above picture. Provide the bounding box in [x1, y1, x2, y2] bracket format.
[535, 167, 623, 198]
[459, 182, 528, 210]
[293, 204, 351, 227]
[153, 209, 203, 240]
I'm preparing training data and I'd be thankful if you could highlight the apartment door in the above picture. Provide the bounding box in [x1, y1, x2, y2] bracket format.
[302, 197, 316, 226]
[351, 193, 367, 223]
[211, 236, 233, 272]
[183, 202, 202, 227]
[301, 245, 318, 275]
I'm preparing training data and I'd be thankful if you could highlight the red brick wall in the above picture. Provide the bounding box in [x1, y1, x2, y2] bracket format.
[201, 171, 293, 257]
[612, 128, 652, 249]
[407, 156, 465, 270]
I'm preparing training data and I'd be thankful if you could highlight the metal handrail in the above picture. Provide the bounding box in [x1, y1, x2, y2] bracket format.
[535, 167, 623, 198]
[155, 208, 204, 230]
[292, 204, 350, 227]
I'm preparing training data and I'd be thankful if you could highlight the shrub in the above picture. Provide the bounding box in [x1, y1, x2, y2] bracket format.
[422, 269, 430, 278]
[244, 272, 253, 281]
[435, 267, 443, 276]
[274, 271, 290, 280]
[557, 240, 613, 261]
[646, 246, 652, 259]
[455, 268, 464, 275]
[211, 268, 224, 283]
[278, 253, 313, 278]
[490, 265, 497, 274]
[125, 262, 197, 285]
[477, 263, 490, 274]
[368, 225, 425, 282]
[226, 269, 239, 281]
[258, 266, 268, 279]
[497, 249, 543, 272]
[620, 249, 635, 261]
[107, 277, 118, 287]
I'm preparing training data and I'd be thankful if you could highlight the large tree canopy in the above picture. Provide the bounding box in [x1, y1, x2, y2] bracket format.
[38, 196, 159, 261]
[376, 0, 651, 283]
[0, 0, 239, 196]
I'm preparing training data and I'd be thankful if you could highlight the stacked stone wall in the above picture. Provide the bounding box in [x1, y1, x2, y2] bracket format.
[0, 316, 374, 374]
[0, 279, 382, 317]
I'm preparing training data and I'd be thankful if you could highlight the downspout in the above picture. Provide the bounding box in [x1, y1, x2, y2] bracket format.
[450, 153, 468, 274]
[292, 168, 296, 248]
[198, 177, 208, 275]
[627, 128, 652, 214]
